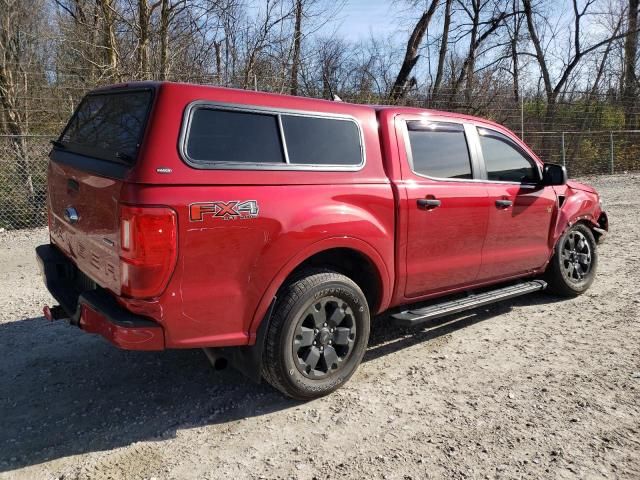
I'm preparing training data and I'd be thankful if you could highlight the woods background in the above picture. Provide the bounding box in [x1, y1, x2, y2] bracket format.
[1, 0, 639, 229]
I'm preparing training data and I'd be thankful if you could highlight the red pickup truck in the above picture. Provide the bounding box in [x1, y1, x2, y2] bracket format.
[37, 82, 608, 399]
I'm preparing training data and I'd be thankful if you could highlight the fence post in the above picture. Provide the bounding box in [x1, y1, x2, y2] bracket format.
[520, 95, 524, 140]
[561, 132, 566, 167]
[609, 131, 614, 174]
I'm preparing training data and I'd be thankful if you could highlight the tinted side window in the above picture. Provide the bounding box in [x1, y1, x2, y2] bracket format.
[186, 108, 284, 164]
[478, 128, 539, 183]
[406, 121, 472, 179]
[61, 90, 152, 163]
[281, 115, 362, 165]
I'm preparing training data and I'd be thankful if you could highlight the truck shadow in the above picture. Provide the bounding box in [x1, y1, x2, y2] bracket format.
[366, 292, 565, 362]
[0, 292, 562, 472]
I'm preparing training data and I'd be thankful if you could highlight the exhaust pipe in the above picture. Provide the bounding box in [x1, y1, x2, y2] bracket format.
[203, 348, 229, 370]
[43, 305, 68, 322]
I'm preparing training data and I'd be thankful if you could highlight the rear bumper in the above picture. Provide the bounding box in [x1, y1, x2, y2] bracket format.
[36, 244, 165, 350]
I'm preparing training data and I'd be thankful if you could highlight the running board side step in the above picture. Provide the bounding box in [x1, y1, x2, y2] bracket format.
[391, 280, 547, 327]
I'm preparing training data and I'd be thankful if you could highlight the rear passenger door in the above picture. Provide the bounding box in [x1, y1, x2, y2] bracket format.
[398, 116, 490, 298]
[474, 126, 556, 281]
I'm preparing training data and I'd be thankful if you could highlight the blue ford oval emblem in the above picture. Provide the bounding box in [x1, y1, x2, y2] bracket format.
[64, 207, 79, 224]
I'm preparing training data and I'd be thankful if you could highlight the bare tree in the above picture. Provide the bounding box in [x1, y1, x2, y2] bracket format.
[623, 0, 639, 127]
[290, 0, 303, 94]
[99, 0, 120, 78]
[159, 0, 189, 80]
[523, 0, 629, 129]
[431, 0, 453, 99]
[507, 0, 523, 103]
[0, 0, 46, 224]
[138, 0, 151, 76]
[54, 0, 111, 82]
[160, 0, 172, 79]
[388, 0, 439, 103]
[448, 0, 510, 105]
[241, 0, 293, 89]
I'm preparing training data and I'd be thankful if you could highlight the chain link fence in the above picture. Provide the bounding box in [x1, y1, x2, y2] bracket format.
[523, 131, 640, 176]
[1, 91, 639, 231]
[0, 135, 49, 230]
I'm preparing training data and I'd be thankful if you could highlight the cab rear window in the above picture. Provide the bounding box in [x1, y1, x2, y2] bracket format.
[406, 121, 473, 179]
[60, 90, 153, 164]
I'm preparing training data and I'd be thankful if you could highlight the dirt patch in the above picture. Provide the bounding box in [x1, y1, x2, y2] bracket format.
[1, 175, 639, 479]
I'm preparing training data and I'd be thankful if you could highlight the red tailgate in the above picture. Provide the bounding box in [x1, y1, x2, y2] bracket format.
[48, 160, 123, 294]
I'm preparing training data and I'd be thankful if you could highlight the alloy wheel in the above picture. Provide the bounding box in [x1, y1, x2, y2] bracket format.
[561, 230, 593, 283]
[292, 296, 357, 379]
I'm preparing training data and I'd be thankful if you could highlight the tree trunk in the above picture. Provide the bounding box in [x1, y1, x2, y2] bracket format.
[214, 41, 223, 80]
[388, 0, 439, 103]
[510, 0, 521, 103]
[522, 0, 552, 98]
[623, 0, 639, 128]
[322, 66, 333, 99]
[448, 2, 507, 107]
[290, 0, 303, 95]
[91, 2, 100, 81]
[522, 0, 555, 152]
[99, 0, 119, 78]
[432, 0, 452, 102]
[0, 1, 35, 227]
[463, 1, 480, 106]
[159, 0, 170, 80]
[138, 0, 151, 78]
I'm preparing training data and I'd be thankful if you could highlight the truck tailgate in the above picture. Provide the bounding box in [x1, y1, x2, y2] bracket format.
[48, 159, 122, 294]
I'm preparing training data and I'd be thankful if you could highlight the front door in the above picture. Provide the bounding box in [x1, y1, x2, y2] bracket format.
[399, 117, 490, 298]
[474, 126, 556, 281]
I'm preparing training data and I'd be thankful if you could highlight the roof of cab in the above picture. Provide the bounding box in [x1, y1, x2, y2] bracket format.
[372, 104, 507, 130]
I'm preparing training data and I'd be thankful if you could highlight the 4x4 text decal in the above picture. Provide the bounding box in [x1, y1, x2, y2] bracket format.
[190, 201, 259, 221]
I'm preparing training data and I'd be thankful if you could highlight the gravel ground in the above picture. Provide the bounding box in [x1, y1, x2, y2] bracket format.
[1, 174, 639, 480]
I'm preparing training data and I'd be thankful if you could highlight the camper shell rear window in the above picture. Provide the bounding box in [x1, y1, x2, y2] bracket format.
[58, 89, 154, 165]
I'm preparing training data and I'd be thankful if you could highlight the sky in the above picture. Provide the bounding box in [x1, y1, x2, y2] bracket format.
[330, 0, 572, 42]
[323, 0, 403, 41]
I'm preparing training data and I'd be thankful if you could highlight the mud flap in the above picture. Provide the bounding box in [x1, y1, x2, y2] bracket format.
[205, 297, 277, 383]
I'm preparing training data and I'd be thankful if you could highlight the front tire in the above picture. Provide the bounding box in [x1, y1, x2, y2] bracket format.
[544, 223, 598, 296]
[262, 269, 370, 400]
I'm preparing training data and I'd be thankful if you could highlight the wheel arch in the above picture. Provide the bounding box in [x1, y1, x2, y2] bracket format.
[550, 189, 603, 249]
[247, 237, 393, 342]
[544, 220, 598, 297]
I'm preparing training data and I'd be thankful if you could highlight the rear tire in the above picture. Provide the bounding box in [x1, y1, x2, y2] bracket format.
[544, 223, 598, 296]
[262, 269, 370, 400]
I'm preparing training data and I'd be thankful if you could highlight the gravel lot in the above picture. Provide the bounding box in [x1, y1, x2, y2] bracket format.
[1, 174, 639, 480]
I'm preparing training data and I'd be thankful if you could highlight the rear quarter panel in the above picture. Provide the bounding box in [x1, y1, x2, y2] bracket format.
[123, 83, 395, 348]
[120, 183, 395, 348]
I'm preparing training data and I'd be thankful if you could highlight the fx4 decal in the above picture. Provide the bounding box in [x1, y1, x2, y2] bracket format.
[190, 201, 259, 221]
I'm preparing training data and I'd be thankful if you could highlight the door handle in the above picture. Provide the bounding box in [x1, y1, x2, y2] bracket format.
[417, 198, 441, 209]
[495, 199, 513, 208]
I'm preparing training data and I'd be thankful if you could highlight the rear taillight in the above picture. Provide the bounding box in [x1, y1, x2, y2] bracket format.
[119, 205, 177, 298]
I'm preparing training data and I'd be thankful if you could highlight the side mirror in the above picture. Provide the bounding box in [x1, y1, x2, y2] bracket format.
[542, 163, 567, 186]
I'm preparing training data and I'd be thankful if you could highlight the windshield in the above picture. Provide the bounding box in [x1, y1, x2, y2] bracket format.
[59, 89, 153, 164]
